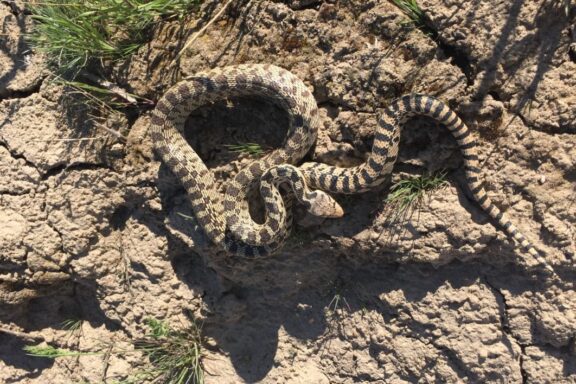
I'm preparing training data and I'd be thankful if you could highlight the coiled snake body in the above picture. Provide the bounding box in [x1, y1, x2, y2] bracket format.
[150, 64, 551, 272]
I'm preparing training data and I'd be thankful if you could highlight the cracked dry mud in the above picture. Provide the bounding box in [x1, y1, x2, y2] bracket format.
[1, 0, 575, 383]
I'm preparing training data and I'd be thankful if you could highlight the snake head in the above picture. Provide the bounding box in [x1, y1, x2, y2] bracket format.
[306, 190, 344, 218]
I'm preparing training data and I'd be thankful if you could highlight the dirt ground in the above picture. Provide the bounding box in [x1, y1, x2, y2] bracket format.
[1, 0, 575, 383]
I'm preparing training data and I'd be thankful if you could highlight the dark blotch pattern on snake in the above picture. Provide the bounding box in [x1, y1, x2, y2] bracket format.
[150, 64, 553, 274]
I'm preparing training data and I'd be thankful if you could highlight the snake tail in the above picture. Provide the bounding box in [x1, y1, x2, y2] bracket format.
[385, 95, 553, 273]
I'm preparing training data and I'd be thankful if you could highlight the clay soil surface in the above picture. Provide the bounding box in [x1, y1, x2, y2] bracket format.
[1, 0, 575, 382]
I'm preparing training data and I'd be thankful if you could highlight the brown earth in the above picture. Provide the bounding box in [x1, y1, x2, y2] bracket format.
[1, 0, 575, 383]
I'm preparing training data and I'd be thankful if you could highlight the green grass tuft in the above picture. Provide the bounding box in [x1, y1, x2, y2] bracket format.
[225, 142, 265, 156]
[145, 317, 171, 339]
[61, 318, 84, 339]
[134, 318, 204, 384]
[386, 171, 449, 213]
[390, 0, 426, 28]
[24, 344, 100, 358]
[27, 0, 200, 73]
[62, 318, 83, 332]
[59, 80, 152, 109]
[389, 0, 438, 38]
[327, 293, 351, 316]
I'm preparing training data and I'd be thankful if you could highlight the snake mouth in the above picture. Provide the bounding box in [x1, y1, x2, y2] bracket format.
[324, 204, 344, 218]
[306, 191, 344, 219]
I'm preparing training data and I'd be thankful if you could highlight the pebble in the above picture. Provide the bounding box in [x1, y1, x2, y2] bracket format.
[452, 30, 466, 40]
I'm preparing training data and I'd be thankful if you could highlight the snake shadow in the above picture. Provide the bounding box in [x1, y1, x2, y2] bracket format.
[0, 281, 120, 381]
[170, 244, 565, 382]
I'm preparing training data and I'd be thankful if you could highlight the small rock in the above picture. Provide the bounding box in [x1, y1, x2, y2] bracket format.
[452, 30, 466, 40]
[289, 0, 321, 10]
[269, 3, 289, 21]
[318, 3, 337, 20]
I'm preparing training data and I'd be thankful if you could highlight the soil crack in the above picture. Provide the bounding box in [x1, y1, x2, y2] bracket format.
[0, 140, 39, 171]
[435, 39, 474, 86]
[0, 190, 29, 197]
[413, 13, 475, 85]
[515, 109, 575, 135]
[0, 76, 45, 101]
[41, 162, 116, 181]
[484, 276, 529, 384]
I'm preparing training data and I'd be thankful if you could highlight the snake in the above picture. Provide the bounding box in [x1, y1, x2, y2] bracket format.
[150, 63, 553, 273]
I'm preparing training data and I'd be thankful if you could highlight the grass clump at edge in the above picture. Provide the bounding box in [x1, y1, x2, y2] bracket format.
[133, 318, 204, 384]
[23, 317, 204, 384]
[27, 0, 200, 74]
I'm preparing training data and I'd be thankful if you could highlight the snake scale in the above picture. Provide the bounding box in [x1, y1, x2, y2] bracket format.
[150, 63, 552, 273]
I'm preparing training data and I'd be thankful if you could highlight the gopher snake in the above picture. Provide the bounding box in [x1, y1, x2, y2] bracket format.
[150, 64, 552, 272]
